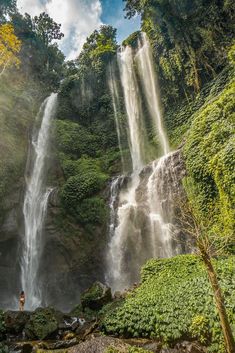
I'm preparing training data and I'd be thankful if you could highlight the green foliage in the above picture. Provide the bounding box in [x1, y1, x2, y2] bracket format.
[75, 197, 107, 225]
[189, 315, 210, 344]
[165, 67, 232, 148]
[55, 120, 99, 158]
[77, 25, 117, 78]
[61, 171, 107, 208]
[54, 26, 123, 227]
[101, 255, 235, 352]
[183, 81, 235, 236]
[11, 11, 65, 89]
[58, 152, 109, 224]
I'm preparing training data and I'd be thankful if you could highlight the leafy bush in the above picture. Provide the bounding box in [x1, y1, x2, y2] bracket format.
[75, 197, 107, 225]
[101, 255, 235, 352]
[61, 172, 106, 207]
[189, 315, 210, 344]
[55, 120, 99, 158]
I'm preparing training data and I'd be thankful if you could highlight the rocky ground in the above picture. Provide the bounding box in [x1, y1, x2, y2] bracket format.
[0, 282, 206, 353]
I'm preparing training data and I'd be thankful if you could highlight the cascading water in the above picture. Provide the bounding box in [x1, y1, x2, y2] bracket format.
[106, 34, 182, 292]
[136, 33, 169, 155]
[147, 151, 183, 258]
[21, 93, 57, 310]
[108, 63, 125, 171]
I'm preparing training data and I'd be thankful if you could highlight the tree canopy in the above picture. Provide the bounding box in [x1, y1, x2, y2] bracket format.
[0, 23, 21, 75]
[33, 12, 64, 46]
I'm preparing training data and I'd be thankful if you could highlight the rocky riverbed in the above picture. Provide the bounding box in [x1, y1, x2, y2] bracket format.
[0, 282, 206, 353]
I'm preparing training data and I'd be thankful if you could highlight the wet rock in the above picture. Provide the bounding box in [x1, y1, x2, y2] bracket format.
[4, 311, 31, 334]
[75, 320, 97, 340]
[24, 308, 58, 340]
[142, 342, 161, 353]
[9, 342, 34, 353]
[52, 338, 78, 349]
[68, 336, 129, 353]
[81, 282, 112, 311]
[174, 341, 206, 353]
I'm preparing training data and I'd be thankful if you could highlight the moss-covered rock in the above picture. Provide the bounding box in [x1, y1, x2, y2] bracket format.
[25, 308, 59, 340]
[4, 311, 31, 334]
[81, 282, 112, 311]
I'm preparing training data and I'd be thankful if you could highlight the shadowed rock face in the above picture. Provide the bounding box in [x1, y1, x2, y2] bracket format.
[0, 185, 23, 309]
[36, 187, 109, 312]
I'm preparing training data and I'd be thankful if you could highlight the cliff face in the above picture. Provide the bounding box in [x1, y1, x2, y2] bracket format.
[0, 71, 47, 308]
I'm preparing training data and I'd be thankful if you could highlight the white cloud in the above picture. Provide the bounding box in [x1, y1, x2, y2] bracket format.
[17, 0, 103, 59]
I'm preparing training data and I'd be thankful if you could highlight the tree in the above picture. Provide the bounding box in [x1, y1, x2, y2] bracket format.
[176, 198, 235, 353]
[0, 23, 21, 76]
[0, 0, 16, 23]
[33, 12, 64, 46]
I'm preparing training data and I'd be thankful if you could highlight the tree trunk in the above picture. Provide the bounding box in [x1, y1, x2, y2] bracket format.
[200, 249, 235, 353]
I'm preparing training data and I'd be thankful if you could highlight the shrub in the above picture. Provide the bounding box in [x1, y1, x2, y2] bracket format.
[61, 169, 107, 209]
[189, 315, 210, 344]
[75, 197, 107, 225]
[55, 120, 99, 158]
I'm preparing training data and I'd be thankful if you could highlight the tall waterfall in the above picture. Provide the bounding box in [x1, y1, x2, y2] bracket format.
[106, 34, 181, 291]
[108, 63, 125, 170]
[21, 93, 57, 310]
[136, 33, 169, 155]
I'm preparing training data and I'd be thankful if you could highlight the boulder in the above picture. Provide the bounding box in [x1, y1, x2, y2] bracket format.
[4, 311, 31, 334]
[24, 307, 58, 340]
[174, 341, 206, 353]
[81, 282, 112, 311]
[68, 336, 129, 353]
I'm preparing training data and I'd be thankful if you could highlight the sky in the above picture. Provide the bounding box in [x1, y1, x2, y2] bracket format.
[16, 0, 141, 60]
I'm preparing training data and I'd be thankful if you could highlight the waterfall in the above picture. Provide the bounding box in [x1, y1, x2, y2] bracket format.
[118, 45, 148, 171]
[106, 34, 182, 292]
[21, 93, 57, 310]
[108, 63, 125, 170]
[147, 151, 182, 258]
[136, 33, 170, 155]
